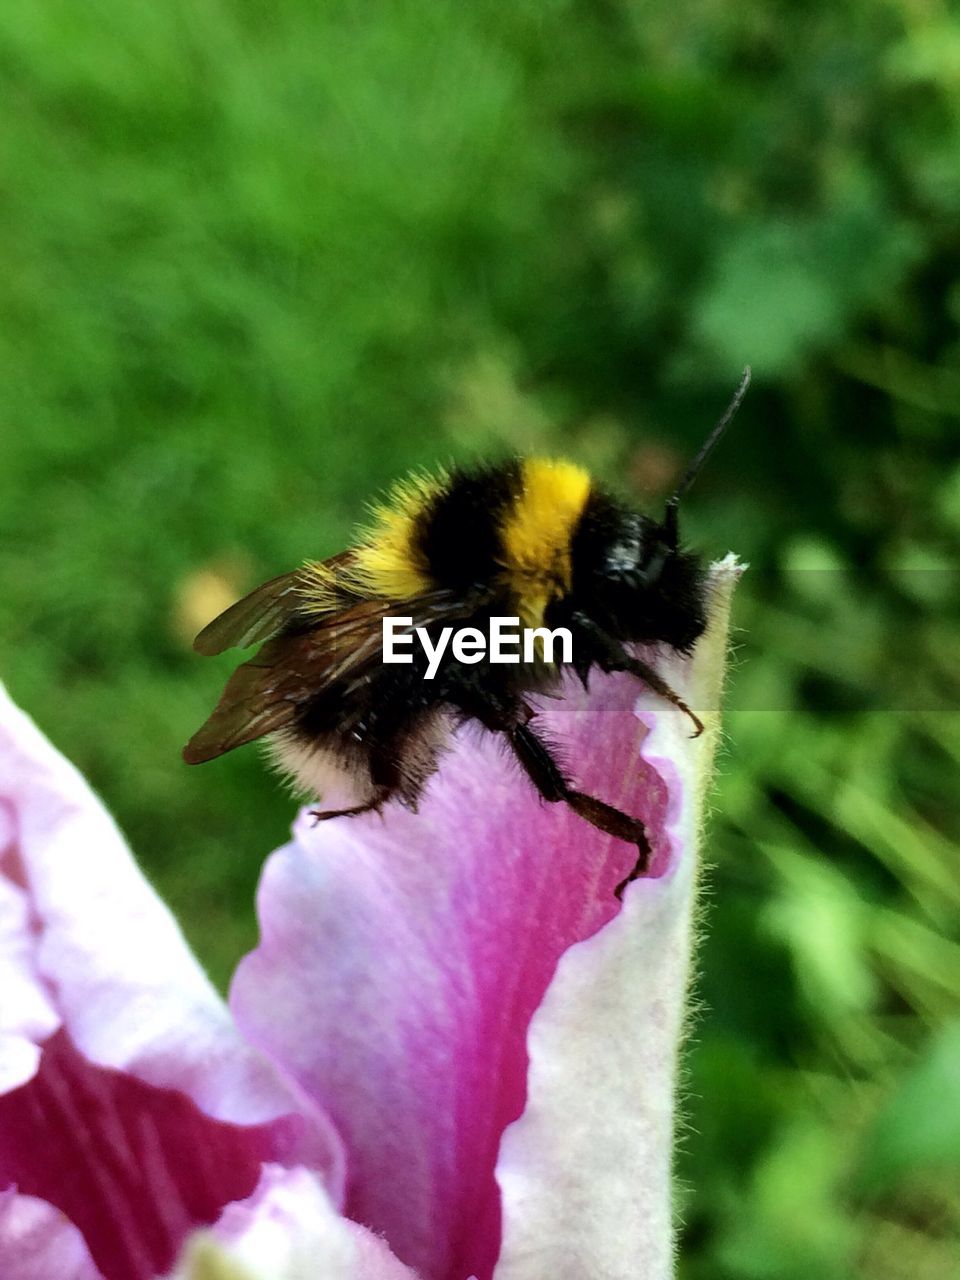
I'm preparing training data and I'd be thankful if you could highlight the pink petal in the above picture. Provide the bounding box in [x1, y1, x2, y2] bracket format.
[170, 1164, 419, 1280]
[0, 682, 342, 1164]
[0, 684, 346, 1276]
[493, 716, 700, 1280]
[231, 560, 741, 1280]
[497, 561, 741, 1279]
[492, 561, 740, 1280]
[0, 1190, 106, 1280]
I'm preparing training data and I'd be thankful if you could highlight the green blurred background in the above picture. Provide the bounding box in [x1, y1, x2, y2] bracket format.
[1, 1, 958, 1275]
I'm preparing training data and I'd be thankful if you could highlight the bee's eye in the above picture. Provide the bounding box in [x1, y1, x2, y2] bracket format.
[603, 536, 669, 589]
[604, 537, 642, 578]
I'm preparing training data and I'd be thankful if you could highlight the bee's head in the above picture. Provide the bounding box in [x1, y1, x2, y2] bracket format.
[569, 367, 750, 653]
[590, 514, 707, 652]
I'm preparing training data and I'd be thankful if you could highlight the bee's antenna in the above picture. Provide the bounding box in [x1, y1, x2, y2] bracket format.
[663, 365, 751, 546]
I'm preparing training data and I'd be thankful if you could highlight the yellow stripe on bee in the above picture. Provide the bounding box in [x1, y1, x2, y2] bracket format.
[500, 458, 591, 629]
[300, 468, 447, 610]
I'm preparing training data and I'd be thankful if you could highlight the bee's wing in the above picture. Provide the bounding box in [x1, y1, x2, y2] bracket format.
[192, 552, 355, 655]
[182, 589, 477, 764]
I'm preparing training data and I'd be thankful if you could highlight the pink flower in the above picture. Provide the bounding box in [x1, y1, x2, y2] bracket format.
[0, 560, 741, 1280]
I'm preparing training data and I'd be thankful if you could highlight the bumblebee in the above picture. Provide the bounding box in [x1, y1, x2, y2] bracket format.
[184, 370, 749, 894]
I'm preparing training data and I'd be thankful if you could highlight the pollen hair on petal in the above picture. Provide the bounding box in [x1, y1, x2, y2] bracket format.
[172, 1234, 257, 1280]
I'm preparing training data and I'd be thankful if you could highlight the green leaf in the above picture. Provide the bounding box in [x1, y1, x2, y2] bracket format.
[859, 1021, 960, 1194]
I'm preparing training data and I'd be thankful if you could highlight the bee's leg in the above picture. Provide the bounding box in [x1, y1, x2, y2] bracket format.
[310, 742, 402, 823]
[309, 789, 392, 823]
[616, 655, 703, 738]
[571, 612, 703, 738]
[506, 720, 650, 899]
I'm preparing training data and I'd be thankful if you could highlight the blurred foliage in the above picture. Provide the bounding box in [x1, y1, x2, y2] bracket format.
[0, 0, 958, 1275]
